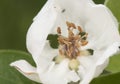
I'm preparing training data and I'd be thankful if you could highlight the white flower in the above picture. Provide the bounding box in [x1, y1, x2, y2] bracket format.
[10, 0, 120, 84]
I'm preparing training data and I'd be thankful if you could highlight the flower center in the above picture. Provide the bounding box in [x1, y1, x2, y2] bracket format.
[57, 21, 88, 59]
[53, 21, 94, 71]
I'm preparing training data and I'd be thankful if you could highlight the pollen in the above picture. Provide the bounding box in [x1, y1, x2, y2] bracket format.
[57, 21, 89, 59]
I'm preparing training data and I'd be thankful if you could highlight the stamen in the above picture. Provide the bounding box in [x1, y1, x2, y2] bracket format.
[53, 55, 65, 64]
[66, 21, 76, 29]
[78, 26, 83, 32]
[57, 27, 61, 35]
[80, 49, 94, 56]
[81, 40, 88, 46]
[52, 21, 94, 71]
[68, 29, 74, 37]
[57, 21, 89, 59]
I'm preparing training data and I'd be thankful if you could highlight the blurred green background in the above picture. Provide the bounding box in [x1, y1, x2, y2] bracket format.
[0, 0, 106, 51]
[0, 0, 46, 51]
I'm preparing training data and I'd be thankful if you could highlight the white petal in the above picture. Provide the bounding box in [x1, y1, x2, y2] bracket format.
[39, 59, 80, 84]
[78, 42, 120, 84]
[26, 0, 57, 63]
[51, 0, 93, 36]
[10, 60, 40, 83]
[84, 4, 120, 50]
[36, 41, 58, 72]
[96, 42, 120, 66]
[52, 0, 120, 49]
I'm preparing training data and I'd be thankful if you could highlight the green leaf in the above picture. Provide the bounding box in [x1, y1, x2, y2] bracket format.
[106, 54, 120, 73]
[105, 0, 120, 31]
[93, 0, 105, 4]
[0, 50, 39, 84]
[90, 72, 120, 84]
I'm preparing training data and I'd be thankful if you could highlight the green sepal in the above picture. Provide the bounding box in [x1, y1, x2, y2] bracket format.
[68, 80, 80, 84]
[93, 0, 105, 4]
[87, 49, 94, 55]
[47, 34, 59, 49]
[79, 32, 86, 37]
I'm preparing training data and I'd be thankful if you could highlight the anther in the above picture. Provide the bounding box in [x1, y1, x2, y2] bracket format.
[78, 26, 83, 32]
[57, 27, 61, 34]
[66, 21, 71, 28]
[81, 41, 88, 46]
[66, 21, 76, 29]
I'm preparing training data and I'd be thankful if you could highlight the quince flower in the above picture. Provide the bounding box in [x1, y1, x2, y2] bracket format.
[10, 0, 120, 84]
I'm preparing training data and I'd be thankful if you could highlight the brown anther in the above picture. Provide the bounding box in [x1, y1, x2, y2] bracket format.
[57, 21, 89, 59]
[81, 41, 88, 46]
[78, 26, 83, 32]
[57, 27, 61, 34]
[70, 23, 76, 29]
[66, 21, 76, 29]
[66, 21, 71, 28]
